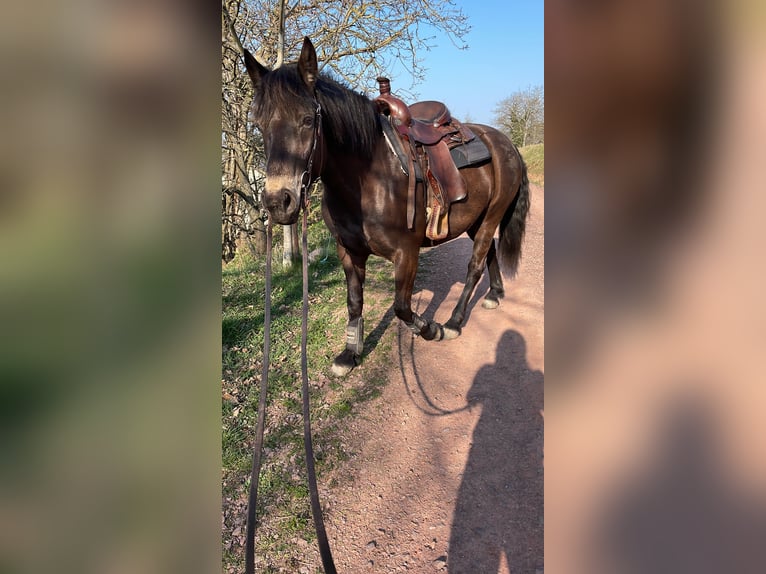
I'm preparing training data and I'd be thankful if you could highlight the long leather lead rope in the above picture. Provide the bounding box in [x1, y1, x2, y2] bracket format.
[245, 219, 272, 574]
[246, 99, 336, 573]
[301, 192, 338, 574]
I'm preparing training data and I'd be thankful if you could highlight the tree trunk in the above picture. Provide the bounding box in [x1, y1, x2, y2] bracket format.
[251, 216, 266, 254]
[282, 224, 299, 268]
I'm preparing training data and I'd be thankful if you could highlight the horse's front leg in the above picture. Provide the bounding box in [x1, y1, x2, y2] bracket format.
[331, 244, 369, 376]
[394, 249, 444, 342]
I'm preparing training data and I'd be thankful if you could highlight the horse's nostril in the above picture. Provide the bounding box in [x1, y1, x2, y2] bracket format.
[263, 186, 300, 223]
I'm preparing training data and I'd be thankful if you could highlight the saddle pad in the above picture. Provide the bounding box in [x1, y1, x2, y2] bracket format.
[450, 138, 491, 169]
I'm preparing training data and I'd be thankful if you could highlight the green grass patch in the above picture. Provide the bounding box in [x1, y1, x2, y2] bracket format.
[222, 210, 398, 572]
[520, 143, 544, 187]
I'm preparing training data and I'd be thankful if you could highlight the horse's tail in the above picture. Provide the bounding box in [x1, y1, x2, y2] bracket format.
[497, 156, 530, 277]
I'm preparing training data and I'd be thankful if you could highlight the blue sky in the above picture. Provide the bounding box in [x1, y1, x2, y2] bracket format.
[394, 0, 543, 126]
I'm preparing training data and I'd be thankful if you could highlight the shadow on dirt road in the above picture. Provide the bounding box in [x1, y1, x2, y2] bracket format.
[448, 329, 544, 573]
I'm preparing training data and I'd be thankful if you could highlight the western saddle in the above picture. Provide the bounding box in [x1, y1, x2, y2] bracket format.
[374, 77, 480, 240]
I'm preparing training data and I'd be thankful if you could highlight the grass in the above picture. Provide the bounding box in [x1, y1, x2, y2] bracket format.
[520, 143, 544, 187]
[221, 204, 398, 573]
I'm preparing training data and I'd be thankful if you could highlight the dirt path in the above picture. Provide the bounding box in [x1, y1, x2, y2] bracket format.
[323, 184, 544, 573]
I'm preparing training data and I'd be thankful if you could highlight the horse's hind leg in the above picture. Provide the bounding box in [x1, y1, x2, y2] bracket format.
[331, 244, 368, 377]
[443, 228, 496, 339]
[394, 249, 444, 341]
[481, 240, 505, 310]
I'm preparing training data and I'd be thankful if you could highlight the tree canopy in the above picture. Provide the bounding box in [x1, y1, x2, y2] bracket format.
[493, 86, 544, 148]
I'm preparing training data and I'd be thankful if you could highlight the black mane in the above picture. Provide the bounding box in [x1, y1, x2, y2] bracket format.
[254, 64, 381, 161]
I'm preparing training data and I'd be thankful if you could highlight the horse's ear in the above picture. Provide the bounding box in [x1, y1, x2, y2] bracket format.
[298, 37, 318, 91]
[243, 48, 269, 91]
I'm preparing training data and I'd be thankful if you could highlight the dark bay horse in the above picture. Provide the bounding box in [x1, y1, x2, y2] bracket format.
[245, 38, 529, 376]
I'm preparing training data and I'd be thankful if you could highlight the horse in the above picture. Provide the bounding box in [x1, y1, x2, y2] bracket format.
[244, 37, 529, 376]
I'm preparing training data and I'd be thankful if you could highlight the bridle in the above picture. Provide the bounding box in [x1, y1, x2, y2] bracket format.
[245, 100, 337, 574]
[299, 100, 322, 205]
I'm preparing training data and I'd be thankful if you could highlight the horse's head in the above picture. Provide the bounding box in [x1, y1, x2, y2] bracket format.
[244, 38, 322, 225]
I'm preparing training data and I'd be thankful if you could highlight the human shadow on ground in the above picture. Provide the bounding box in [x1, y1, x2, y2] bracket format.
[448, 330, 544, 573]
[592, 395, 766, 574]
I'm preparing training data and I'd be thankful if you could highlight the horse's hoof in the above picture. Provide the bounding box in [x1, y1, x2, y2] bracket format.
[422, 322, 445, 341]
[443, 326, 461, 340]
[331, 361, 354, 377]
[331, 350, 357, 377]
[482, 297, 500, 309]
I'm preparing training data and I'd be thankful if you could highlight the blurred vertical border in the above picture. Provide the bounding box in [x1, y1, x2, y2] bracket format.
[546, 0, 766, 572]
[0, 1, 221, 572]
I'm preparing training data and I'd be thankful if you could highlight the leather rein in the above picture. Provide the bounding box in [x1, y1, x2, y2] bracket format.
[245, 101, 338, 574]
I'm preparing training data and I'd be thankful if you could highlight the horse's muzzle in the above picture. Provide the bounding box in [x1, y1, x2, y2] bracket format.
[263, 187, 300, 225]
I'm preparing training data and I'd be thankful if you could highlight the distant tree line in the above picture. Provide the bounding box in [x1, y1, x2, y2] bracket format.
[493, 85, 544, 148]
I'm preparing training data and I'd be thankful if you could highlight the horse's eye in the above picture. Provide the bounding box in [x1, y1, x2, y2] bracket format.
[302, 115, 314, 128]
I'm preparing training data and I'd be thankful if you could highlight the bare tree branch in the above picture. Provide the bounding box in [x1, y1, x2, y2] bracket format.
[224, 185, 257, 208]
[275, 0, 286, 67]
[221, 0, 471, 261]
